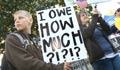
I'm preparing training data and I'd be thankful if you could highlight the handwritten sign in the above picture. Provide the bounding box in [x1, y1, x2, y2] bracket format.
[36, 6, 88, 64]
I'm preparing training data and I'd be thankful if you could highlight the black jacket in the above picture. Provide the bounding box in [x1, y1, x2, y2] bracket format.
[80, 14, 117, 64]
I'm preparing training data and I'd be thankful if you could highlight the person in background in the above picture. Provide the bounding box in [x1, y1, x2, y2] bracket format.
[77, 8, 120, 70]
[115, 8, 120, 31]
[4, 10, 71, 70]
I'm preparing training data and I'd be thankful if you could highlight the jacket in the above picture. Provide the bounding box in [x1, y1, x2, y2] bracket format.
[5, 31, 64, 70]
[80, 14, 117, 64]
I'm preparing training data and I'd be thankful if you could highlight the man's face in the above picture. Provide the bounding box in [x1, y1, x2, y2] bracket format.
[14, 13, 31, 31]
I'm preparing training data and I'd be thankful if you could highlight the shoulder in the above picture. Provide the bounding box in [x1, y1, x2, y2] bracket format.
[6, 32, 17, 40]
[5, 32, 25, 48]
[6, 32, 18, 38]
[6, 32, 23, 43]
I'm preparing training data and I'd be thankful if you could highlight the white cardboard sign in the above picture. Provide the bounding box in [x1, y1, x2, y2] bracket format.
[36, 6, 88, 64]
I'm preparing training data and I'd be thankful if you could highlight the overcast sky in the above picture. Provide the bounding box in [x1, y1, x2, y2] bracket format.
[97, 0, 120, 16]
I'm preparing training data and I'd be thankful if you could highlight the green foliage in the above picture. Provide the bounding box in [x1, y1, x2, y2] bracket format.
[0, 0, 64, 50]
[74, 4, 93, 14]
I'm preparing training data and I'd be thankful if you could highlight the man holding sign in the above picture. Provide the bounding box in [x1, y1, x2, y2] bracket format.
[4, 10, 71, 70]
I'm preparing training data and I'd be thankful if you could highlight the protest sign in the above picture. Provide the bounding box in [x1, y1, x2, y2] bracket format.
[87, 0, 110, 4]
[75, 0, 88, 9]
[104, 15, 115, 27]
[64, 0, 75, 6]
[64, 0, 88, 9]
[36, 6, 88, 64]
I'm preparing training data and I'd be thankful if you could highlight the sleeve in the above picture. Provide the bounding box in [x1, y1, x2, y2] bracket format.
[80, 14, 99, 38]
[98, 16, 111, 35]
[5, 34, 64, 70]
[110, 25, 118, 33]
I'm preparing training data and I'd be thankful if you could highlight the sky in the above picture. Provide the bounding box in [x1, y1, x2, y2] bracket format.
[97, 0, 120, 16]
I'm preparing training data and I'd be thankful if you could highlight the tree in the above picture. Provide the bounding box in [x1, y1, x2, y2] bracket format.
[0, 0, 64, 52]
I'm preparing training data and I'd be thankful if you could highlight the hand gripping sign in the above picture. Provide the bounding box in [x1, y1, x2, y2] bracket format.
[36, 6, 88, 64]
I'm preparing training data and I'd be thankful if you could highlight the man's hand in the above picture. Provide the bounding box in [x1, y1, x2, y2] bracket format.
[64, 62, 71, 70]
